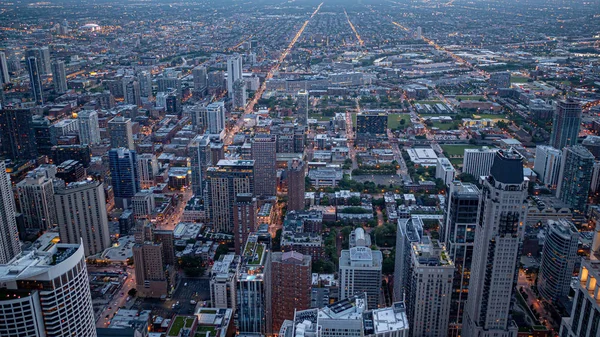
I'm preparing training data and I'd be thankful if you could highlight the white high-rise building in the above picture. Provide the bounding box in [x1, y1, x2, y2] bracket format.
[205, 101, 226, 135]
[463, 149, 528, 337]
[339, 228, 382, 310]
[227, 55, 243, 98]
[77, 110, 101, 145]
[54, 180, 111, 256]
[0, 232, 96, 337]
[138, 70, 153, 99]
[416, 26, 422, 39]
[462, 147, 498, 179]
[435, 157, 456, 187]
[137, 153, 159, 189]
[394, 216, 423, 301]
[406, 237, 454, 337]
[0, 51, 10, 84]
[0, 161, 20, 264]
[210, 254, 238, 310]
[533, 145, 562, 189]
[16, 167, 57, 230]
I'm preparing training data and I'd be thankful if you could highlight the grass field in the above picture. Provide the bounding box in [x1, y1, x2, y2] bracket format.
[472, 113, 507, 119]
[440, 144, 481, 156]
[388, 114, 411, 129]
[511, 76, 530, 83]
[449, 158, 463, 167]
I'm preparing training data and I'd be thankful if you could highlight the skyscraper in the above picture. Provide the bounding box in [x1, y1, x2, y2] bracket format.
[54, 180, 111, 256]
[193, 66, 208, 93]
[405, 237, 454, 337]
[0, 232, 96, 337]
[125, 80, 141, 106]
[287, 159, 306, 212]
[210, 254, 239, 310]
[297, 89, 309, 125]
[463, 149, 528, 337]
[556, 145, 594, 213]
[236, 233, 269, 334]
[205, 101, 226, 135]
[137, 153, 159, 189]
[394, 216, 423, 301]
[51, 60, 68, 94]
[0, 51, 10, 84]
[443, 182, 480, 335]
[550, 99, 581, 149]
[77, 110, 101, 145]
[27, 56, 44, 105]
[133, 222, 176, 298]
[533, 145, 562, 189]
[538, 219, 579, 302]
[266, 251, 311, 334]
[233, 193, 257, 255]
[227, 55, 243, 98]
[0, 161, 20, 264]
[109, 148, 140, 209]
[0, 108, 37, 161]
[252, 133, 277, 197]
[207, 160, 255, 233]
[462, 147, 498, 179]
[189, 134, 212, 196]
[16, 167, 57, 230]
[339, 228, 382, 309]
[25, 47, 51, 75]
[137, 70, 152, 99]
[108, 116, 134, 150]
[232, 78, 247, 110]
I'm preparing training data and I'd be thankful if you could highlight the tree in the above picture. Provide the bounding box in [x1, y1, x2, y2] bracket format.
[179, 256, 204, 277]
[272, 229, 282, 251]
[457, 173, 477, 184]
[128, 288, 137, 297]
[214, 244, 230, 261]
[399, 119, 406, 126]
[348, 196, 362, 206]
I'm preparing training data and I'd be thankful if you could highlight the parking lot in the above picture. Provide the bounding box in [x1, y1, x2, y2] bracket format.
[130, 277, 211, 319]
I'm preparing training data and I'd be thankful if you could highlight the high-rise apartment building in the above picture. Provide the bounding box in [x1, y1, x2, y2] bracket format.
[0, 232, 96, 337]
[189, 134, 212, 196]
[0, 51, 10, 84]
[252, 134, 277, 197]
[405, 237, 454, 337]
[193, 66, 208, 93]
[137, 70, 152, 99]
[137, 153, 159, 189]
[25, 47, 51, 75]
[54, 180, 111, 256]
[339, 228, 382, 309]
[533, 145, 562, 189]
[210, 254, 239, 310]
[133, 222, 176, 298]
[297, 89, 309, 125]
[232, 78, 247, 110]
[394, 216, 423, 301]
[207, 159, 255, 233]
[109, 148, 140, 209]
[233, 193, 257, 254]
[435, 157, 456, 187]
[0, 161, 20, 264]
[77, 110, 101, 145]
[205, 101, 226, 134]
[287, 159, 306, 211]
[157, 77, 182, 96]
[236, 233, 269, 334]
[108, 116, 134, 150]
[16, 167, 57, 230]
[27, 56, 44, 105]
[463, 149, 528, 337]
[356, 113, 387, 135]
[538, 219, 579, 302]
[556, 145, 595, 213]
[462, 147, 498, 179]
[443, 182, 480, 335]
[550, 99, 581, 150]
[266, 251, 311, 334]
[227, 55, 243, 98]
[125, 80, 141, 106]
[0, 108, 37, 161]
[51, 60, 68, 94]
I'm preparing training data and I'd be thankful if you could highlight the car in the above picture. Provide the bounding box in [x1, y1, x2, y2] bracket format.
[190, 300, 197, 305]
[184, 282, 188, 287]
[126, 296, 131, 302]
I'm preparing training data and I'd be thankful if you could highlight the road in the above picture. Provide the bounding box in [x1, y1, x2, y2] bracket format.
[517, 269, 556, 331]
[347, 98, 359, 171]
[158, 189, 194, 231]
[96, 267, 136, 327]
[223, 2, 324, 146]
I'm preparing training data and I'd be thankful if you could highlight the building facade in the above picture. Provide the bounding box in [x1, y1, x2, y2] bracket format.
[0, 161, 20, 264]
[556, 145, 595, 213]
[252, 134, 277, 197]
[550, 99, 581, 150]
[0, 108, 37, 161]
[462, 147, 498, 180]
[108, 116, 134, 150]
[109, 148, 140, 209]
[16, 167, 57, 230]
